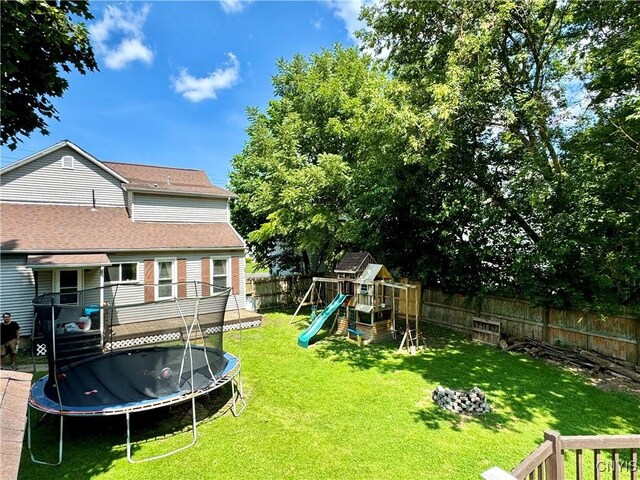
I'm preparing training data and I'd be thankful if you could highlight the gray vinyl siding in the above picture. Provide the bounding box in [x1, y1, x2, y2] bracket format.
[83, 270, 102, 307]
[36, 270, 53, 296]
[132, 193, 228, 223]
[105, 251, 244, 324]
[0, 146, 125, 207]
[0, 251, 244, 329]
[0, 255, 35, 335]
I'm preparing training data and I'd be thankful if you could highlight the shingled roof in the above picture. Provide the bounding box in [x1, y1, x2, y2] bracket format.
[103, 161, 235, 198]
[334, 252, 376, 274]
[0, 204, 244, 253]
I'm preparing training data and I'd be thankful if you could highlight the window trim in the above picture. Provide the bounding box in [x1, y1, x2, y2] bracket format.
[155, 257, 177, 300]
[104, 262, 139, 285]
[53, 269, 83, 305]
[210, 256, 231, 290]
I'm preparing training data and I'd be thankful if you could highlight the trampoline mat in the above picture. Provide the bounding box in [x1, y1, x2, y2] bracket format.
[43, 346, 229, 408]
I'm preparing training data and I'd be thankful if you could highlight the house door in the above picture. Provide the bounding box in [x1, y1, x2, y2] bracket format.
[54, 269, 83, 304]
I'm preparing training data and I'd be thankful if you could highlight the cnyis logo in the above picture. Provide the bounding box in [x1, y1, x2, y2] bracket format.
[596, 460, 638, 473]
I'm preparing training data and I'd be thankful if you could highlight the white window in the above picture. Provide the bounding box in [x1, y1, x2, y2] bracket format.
[61, 155, 75, 169]
[211, 257, 230, 290]
[104, 263, 138, 284]
[155, 258, 176, 299]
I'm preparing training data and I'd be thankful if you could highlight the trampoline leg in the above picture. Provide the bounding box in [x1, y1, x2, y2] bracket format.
[231, 371, 247, 417]
[126, 396, 198, 464]
[27, 406, 64, 466]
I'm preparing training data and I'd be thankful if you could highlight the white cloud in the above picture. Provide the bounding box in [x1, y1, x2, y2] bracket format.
[323, 0, 368, 42]
[90, 4, 154, 70]
[220, 0, 253, 14]
[172, 53, 241, 102]
[323, 0, 387, 58]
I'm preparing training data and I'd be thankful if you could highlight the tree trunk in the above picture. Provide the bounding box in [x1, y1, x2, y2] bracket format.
[302, 250, 311, 275]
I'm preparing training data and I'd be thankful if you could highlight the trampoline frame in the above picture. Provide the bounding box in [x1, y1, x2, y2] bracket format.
[27, 353, 246, 465]
[27, 283, 248, 465]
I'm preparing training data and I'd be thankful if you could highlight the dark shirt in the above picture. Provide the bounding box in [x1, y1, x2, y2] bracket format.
[1, 321, 20, 343]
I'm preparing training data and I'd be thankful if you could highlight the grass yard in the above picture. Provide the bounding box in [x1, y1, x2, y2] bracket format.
[20, 311, 639, 479]
[245, 257, 269, 274]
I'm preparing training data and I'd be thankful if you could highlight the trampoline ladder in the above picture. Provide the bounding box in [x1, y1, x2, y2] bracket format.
[126, 396, 198, 464]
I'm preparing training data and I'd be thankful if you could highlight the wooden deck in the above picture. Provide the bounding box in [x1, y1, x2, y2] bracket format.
[0, 370, 33, 480]
[483, 429, 640, 480]
[108, 309, 262, 344]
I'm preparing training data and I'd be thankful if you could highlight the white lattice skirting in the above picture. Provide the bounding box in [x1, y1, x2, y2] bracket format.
[105, 320, 262, 350]
[36, 319, 262, 355]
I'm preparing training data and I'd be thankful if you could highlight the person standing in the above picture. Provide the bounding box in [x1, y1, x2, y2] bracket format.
[1, 312, 20, 370]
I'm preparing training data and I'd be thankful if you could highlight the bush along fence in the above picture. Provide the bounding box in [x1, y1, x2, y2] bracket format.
[423, 289, 639, 366]
[247, 275, 313, 311]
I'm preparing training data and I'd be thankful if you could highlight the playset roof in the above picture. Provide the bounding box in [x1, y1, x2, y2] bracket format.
[334, 251, 376, 274]
[358, 264, 393, 283]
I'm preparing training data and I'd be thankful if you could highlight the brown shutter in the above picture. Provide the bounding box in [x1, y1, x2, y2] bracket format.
[144, 260, 154, 302]
[177, 259, 187, 298]
[232, 257, 240, 295]
[201, 258, 210, 296]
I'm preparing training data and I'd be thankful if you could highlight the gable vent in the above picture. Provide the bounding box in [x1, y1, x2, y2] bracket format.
[61, 155, 75, 169]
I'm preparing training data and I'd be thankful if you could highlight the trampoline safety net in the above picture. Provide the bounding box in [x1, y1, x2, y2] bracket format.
[32, 282, 231, 407]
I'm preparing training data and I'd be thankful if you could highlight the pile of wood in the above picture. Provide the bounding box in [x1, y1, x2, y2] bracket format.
[499, 337, 640, 384]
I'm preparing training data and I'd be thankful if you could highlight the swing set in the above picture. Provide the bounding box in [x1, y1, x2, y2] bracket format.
[291, 264, 424, 354]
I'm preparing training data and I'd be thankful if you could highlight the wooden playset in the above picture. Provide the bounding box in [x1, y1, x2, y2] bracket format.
[293, 252, 424, 353]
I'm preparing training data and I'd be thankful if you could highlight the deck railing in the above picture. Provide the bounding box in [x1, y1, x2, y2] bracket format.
[482, 430, 640, 480]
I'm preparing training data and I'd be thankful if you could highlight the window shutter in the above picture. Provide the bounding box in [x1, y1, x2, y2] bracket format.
[232, 257, 240, 295]
[178, 259, 187, 298]
[201, 258, 210, 296]
[144, 260, 154, 302]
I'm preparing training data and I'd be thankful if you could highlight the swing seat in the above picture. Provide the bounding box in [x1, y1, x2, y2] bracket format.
[347, 326, 363, 345]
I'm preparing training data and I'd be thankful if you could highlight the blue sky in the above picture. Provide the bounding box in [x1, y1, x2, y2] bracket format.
[1, 1, 368, 187]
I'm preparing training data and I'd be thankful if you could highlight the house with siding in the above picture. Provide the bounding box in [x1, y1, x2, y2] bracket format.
[0, 140, 256, 337]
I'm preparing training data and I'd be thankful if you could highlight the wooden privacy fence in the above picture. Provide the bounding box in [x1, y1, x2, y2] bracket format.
[247, 275, 313, 311]
[482, 430, 640, 480]
[423, 289, 639, 365]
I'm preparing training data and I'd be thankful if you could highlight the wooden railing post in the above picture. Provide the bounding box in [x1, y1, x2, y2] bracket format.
[545, 430, 565, 480]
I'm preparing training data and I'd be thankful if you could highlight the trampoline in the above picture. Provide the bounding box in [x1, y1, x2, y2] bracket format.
[28, 282, 246, 465]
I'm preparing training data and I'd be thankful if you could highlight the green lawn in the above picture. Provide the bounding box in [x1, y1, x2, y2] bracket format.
[20, 312, 639, 479]
[245, 257, 269, 274]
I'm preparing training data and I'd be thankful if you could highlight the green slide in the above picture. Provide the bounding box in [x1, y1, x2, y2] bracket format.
[297, 293, 348, 348]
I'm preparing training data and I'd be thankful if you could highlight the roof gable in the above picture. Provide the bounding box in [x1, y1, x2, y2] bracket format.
[358, 264, 393, 283]
[335, 251, 376, 273]
[1, 140, 128, 183]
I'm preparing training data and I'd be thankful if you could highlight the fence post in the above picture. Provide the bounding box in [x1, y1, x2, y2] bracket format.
[543, 305, 550, 343]
[544, 430, 564, 480]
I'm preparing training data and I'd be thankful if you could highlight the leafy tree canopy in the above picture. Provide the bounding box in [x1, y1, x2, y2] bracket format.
[232, 2, 639, 311]
[230, 46, 414, 274]
[359, 0, 640, 310]
[1, 0, 98, 149]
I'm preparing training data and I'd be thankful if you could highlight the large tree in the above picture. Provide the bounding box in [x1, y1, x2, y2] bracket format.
[1, 0, 98, 149]
[230, 46, 412, 274]
[361, 0, 640, 309]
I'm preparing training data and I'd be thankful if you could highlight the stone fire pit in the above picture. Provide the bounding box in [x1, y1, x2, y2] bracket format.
[432, 385, 491, 415]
